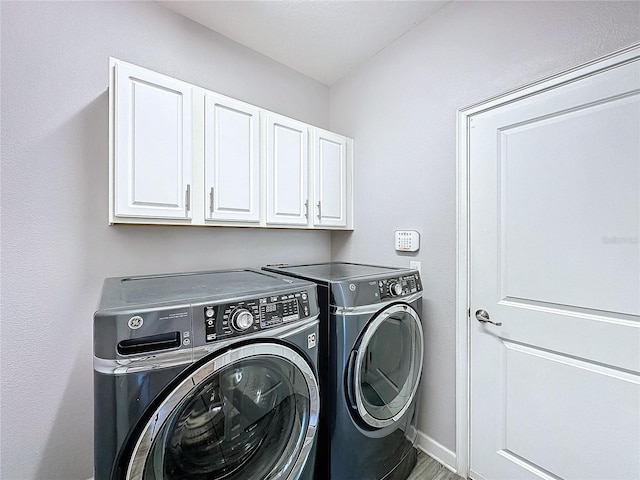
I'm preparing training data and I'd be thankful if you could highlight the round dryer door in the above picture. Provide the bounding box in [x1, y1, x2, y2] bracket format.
[350, 303, 424, 429]
[125, 343, 319, 480]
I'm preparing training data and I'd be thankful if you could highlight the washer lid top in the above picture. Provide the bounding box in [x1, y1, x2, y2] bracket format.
[265, 262, 408, 283]
[98, 269, 306, 310]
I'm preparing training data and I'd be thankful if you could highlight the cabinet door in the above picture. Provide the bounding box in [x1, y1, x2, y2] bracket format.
[265, 114, 309, 226]
[205, 94, 260, 222]
[312, 129, 350, 228]
[114, 63, 192, 219]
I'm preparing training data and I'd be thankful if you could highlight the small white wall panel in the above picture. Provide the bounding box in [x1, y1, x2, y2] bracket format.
[205, 94, 260, 222]
[266, 115, 308, 225]
[114, 63, 192, 219]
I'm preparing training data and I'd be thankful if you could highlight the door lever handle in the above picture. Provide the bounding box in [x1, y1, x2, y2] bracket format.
[475, 309, 502, 326]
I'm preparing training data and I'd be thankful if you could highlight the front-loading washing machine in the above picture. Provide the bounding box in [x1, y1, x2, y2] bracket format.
[93, 268, 320, 480]
[263, 262, 424, 480]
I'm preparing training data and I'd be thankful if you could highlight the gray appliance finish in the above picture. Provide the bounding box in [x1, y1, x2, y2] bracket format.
[262, 262, 424, 480]
[93, 269, 321, 480]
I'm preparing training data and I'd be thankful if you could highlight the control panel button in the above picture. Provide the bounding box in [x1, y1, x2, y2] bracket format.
[388, 281, 403, 297]
[231, 308, 254, 331]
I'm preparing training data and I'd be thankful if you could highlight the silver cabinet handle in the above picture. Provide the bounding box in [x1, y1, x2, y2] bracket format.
[304, 200, 309, 218]
[185, 184, 191, 212]
[317, 201, 322, 220]
[209, 187, 214, 214]
[476, 309, 502, 326]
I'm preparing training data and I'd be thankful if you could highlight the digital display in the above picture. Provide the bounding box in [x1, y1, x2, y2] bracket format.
[260, 298, 299, 327]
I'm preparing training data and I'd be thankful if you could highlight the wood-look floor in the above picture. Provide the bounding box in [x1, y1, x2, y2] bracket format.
[406, 452, 465, 480]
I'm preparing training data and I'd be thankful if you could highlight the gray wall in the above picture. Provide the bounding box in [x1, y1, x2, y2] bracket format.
[329, 0, 640, 456]
[0, 2, 331, 479]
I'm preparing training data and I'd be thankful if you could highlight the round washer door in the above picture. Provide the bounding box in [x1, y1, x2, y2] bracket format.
[125, 343, 319, 480]
[351, 303, 423, 429]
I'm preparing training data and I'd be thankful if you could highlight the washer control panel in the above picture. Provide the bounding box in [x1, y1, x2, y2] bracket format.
[203, 290, 312, 342]
[378, 273, 422, 300]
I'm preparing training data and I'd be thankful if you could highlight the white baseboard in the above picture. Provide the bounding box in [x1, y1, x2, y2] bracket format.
[415, 430, 458, 474]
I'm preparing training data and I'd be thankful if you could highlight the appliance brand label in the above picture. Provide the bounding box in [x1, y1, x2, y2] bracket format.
[127, 316, 143, 329]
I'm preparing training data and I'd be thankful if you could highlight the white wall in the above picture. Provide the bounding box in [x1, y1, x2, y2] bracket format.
[0, 2, 331, 479]
[329, 0, 640, 461]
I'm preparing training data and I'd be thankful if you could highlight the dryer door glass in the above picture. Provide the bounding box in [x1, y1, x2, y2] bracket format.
[353, 304, 423, 428]
[126, 344, 319, 480]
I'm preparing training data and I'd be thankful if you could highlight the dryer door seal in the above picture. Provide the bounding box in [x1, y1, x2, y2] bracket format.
[352, 303, 424, 429]
[124, 343, 319, 480]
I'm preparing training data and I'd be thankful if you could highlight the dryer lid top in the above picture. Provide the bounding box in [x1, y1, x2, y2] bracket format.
[264, 262, 409, 283]
[97, 269, 305, 310]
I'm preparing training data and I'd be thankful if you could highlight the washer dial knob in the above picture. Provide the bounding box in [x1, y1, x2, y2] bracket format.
[388, 282, 403, 297]
[231, 308, 254, 331]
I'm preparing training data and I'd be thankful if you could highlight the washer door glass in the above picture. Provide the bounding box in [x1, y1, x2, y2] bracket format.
[127, 344, 319, 480]
[353, 304, 423, 429]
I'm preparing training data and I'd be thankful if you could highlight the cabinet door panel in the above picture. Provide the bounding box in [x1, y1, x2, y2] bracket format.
[266, 115, 309, 226]
[114, 63, 192, 219]
[205, 94, 260, 222]
[313, 130, 350, 227]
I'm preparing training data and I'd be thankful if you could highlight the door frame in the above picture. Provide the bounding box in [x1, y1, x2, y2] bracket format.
[454, 43, 640, 478]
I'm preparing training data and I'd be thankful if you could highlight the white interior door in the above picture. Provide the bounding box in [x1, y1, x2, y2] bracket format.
[469, 54, 640, 479]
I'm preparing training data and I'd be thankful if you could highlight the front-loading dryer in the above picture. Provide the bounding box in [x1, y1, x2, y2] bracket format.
[263, 262, 424, 480]
[93, 269, 320, 480]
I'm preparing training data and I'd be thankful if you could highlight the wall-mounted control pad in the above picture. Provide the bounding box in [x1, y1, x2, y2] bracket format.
[395, 230, 420, 252]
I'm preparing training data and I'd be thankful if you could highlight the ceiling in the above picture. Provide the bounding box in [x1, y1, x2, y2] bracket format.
[159, 1, 450, 86]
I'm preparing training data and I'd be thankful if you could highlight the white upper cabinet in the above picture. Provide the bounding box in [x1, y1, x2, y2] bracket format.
[312, 128, 351, 228]
[110, 58, 353, 229]
[113, 62, 193, 220]
[205, 93, 260, 222]
[265, 113, 309, 226]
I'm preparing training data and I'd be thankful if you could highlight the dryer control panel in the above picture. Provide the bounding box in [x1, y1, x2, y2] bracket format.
[203, 290, 312, 342]
[378, 273, 422, 300]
